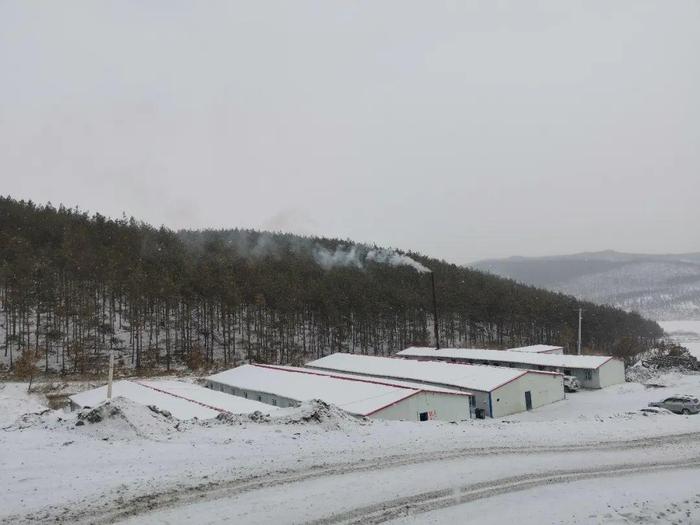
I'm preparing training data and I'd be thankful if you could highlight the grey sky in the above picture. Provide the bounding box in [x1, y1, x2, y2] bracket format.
[1, 1, 698, 263]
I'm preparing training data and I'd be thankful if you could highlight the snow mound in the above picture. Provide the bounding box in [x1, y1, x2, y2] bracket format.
[5, 409, 55, 430]
[274, 400, 365, 427]
[215, 399, 367, 431]
[626, 361, 659, 384]
[74, 397, 176, 440]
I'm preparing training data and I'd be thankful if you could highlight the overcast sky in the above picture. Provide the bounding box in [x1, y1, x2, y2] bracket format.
[1, 1, 698, 263]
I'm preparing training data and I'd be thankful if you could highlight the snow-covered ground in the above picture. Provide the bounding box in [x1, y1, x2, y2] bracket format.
[2, 370, 700, 524]
[660, 319, 700, 359]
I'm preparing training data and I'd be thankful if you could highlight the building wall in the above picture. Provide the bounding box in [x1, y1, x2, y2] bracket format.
[206, 379, 473, 421]
[205, 379, 299, 408]
[490, 372, 565, 418]
[597, 359, 625, 388]
[372, 391, 472, 421]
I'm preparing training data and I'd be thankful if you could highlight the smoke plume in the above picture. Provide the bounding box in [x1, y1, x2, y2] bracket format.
[312, 245, 430, 273]
[365, 248, 431, 273]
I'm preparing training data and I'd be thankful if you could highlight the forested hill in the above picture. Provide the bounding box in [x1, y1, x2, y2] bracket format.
[0, 197, 662, 375]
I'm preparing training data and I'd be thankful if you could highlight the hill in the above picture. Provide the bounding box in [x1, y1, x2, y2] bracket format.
[472, 251, 700, 321]
[0, 197, 662, 375]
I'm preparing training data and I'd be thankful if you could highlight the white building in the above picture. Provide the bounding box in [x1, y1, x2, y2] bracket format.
[397, 347, 625, 389]
[305, 353, 564, 418]
[205, 364, 473, 421]
[69, 379, 276, 420]
[509, 345, 564, 355]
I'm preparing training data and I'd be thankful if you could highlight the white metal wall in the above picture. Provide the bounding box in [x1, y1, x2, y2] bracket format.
[596, 359, 625, 388]
[490, 372, 565, 417]
[371, 391, 471, 421]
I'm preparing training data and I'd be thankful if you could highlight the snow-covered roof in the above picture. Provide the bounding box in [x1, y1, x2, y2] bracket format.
[305, 353, 543, 392]
[397, 347, 614, 370]
[267, 365, 471, 395]
[509, 345, 563, 354]
[69, 380, 277, 420]
[206, 364, 470, 417]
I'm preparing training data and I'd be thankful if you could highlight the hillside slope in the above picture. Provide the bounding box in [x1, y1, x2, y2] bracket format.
[0, 198, 662, 374]
[473, 251, 700, 320]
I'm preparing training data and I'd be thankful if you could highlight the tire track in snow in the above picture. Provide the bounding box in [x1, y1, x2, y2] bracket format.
[8, 430, 700, 524]
[309, 458, 700, 525]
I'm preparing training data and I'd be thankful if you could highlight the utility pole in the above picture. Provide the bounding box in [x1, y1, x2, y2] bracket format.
[577, 308, 583, 356]
[431, 272, 440, 349]
[107, 347, 114, 400]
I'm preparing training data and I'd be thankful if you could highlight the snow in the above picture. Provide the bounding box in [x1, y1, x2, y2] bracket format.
[206, 364, 471, 416]
[659, 319, 700, 359]
[392, 469, 700, 524]
[509, 370, 700, 422]
[306, 352, 545, 392]
[264, 364, 473, 395]
[70, 379, 277, 420]
[398, 346, 614, 369]
[508, 344, 563, 354]
[3, 370, 700, 524]
[0, 383, 48, 426]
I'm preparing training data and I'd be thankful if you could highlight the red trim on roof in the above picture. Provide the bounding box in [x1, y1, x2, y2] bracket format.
[133, 380, 232, 415]
[595, 356, 615, 369]
[364, 390, 423, 417]
[382, 357, 561, 391]
[252, 364, 473, 397]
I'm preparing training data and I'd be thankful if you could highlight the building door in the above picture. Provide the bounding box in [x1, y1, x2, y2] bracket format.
[525, 391, 532, 410]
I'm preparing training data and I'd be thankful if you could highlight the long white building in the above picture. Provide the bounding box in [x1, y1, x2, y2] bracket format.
[397, 347, 625, 389]
[69, 380, 276, 420]
[305, 353, 564, 418]
[205, 364, 473, 421]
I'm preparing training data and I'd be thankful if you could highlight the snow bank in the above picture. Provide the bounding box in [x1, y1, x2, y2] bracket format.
[0, 383, 49, 426]
[74, 397, 177, 440]
[215, 399, 366, 431]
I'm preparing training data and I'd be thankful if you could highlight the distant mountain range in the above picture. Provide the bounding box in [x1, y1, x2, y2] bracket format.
[472, 250, 700, 321]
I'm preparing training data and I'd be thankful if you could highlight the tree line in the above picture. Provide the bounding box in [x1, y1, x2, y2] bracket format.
[0, 196, 663, 376]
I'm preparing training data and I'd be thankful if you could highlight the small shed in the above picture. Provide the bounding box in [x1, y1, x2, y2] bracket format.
[205, 364, 473, 421]
[397, 347, 625, 389]
[305, 353, 564, 418]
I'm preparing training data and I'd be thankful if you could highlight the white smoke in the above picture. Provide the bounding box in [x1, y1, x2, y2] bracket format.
[366, 248, 431, 273]
[312, 245, 431, 273]
[313, 245, 364, 271]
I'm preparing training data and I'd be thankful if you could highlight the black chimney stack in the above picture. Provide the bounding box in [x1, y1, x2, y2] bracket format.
[431, 272, 440, 349]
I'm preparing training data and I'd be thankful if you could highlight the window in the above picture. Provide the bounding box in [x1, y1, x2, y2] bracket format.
[419, 412, 429, 421]
[243, 392, 248, 398]
[469, 397, 476, 408]
[257, 395, 262, 402]
[584, 370, 593, 381]
[272, 399, 277, 406]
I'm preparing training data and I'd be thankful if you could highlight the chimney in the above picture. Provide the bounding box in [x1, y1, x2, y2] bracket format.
[431, 272, 440, 349]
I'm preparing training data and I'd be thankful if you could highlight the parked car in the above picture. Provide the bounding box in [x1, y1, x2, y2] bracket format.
[563, 375, 581, 393]
[639, 406, 673, 415]
[648, 395, 700, 415]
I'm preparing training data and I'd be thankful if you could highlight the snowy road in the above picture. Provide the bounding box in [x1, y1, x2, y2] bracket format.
[108, 434, 700, 524]
[3, 373, 700, 525]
